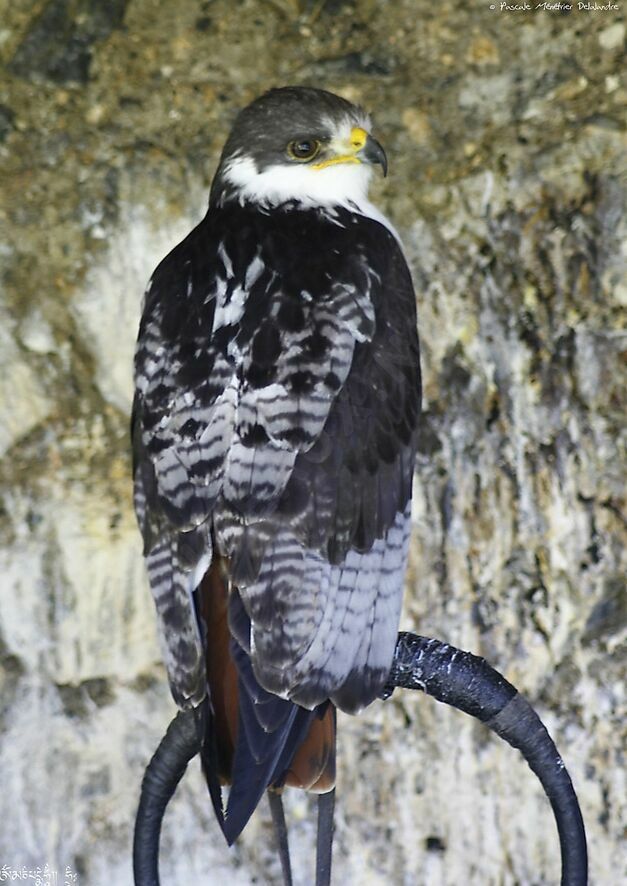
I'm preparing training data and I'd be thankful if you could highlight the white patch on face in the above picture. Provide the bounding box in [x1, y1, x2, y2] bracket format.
[322, 111, 372, 143]
[223, 154, 399, 239]
[224, 155, 373, 207]
[329, 109, 372, 131]
[219, 111, 401, 241]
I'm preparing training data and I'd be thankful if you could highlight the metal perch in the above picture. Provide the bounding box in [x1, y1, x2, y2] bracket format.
[133, 704, 205, 886]
[133, 632, 588, 886]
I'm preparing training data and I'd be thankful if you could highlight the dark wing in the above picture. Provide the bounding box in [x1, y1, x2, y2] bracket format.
[234, 213, 421, 713]
[132, 203, 420, 712]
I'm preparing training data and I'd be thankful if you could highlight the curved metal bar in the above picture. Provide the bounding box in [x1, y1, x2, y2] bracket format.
[382, 632, 588, 886]
[133, 707, 203, 886]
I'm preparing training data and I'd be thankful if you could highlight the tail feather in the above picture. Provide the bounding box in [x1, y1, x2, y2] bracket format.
[222, 594, 320, 844]
[199, 705, 225, 831]
[197, 567, 335, 845]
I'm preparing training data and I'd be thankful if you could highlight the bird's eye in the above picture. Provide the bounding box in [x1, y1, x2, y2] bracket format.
[287, 139, 321, 162]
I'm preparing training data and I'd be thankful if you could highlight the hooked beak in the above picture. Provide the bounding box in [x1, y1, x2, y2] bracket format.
[348, 126, 387, 177]
[360, 132, 388, 177]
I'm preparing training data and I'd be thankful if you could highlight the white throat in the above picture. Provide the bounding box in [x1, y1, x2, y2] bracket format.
[222, 156, 398, 237]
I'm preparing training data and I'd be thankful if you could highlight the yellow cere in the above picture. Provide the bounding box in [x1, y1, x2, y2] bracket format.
[350, 127, 368, 149]
[312, 126, 369, 171]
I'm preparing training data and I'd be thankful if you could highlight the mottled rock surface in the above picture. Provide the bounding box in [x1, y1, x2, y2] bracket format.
[0, 1, 624, 884]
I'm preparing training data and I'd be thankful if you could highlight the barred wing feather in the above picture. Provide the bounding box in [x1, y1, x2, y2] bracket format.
[132, 203, 420, 712]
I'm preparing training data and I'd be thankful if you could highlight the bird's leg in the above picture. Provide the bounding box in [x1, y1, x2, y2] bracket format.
[381, 632, 588, 886]
[315, 788, 335, 886]
[267, 790, 293, 886]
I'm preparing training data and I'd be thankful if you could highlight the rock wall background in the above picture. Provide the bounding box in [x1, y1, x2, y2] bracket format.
[0, 1, 624, 884]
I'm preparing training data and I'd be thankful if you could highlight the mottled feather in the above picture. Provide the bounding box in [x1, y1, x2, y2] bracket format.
[132, 197, 421, 836]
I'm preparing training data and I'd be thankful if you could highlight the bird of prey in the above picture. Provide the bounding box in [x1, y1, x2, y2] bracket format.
[131, 86, 421, 875]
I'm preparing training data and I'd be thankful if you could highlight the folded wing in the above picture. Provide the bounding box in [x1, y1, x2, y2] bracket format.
[132, 203, 421, 713]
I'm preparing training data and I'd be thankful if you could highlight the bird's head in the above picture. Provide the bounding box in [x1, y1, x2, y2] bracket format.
[210, 86, 387, 209]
